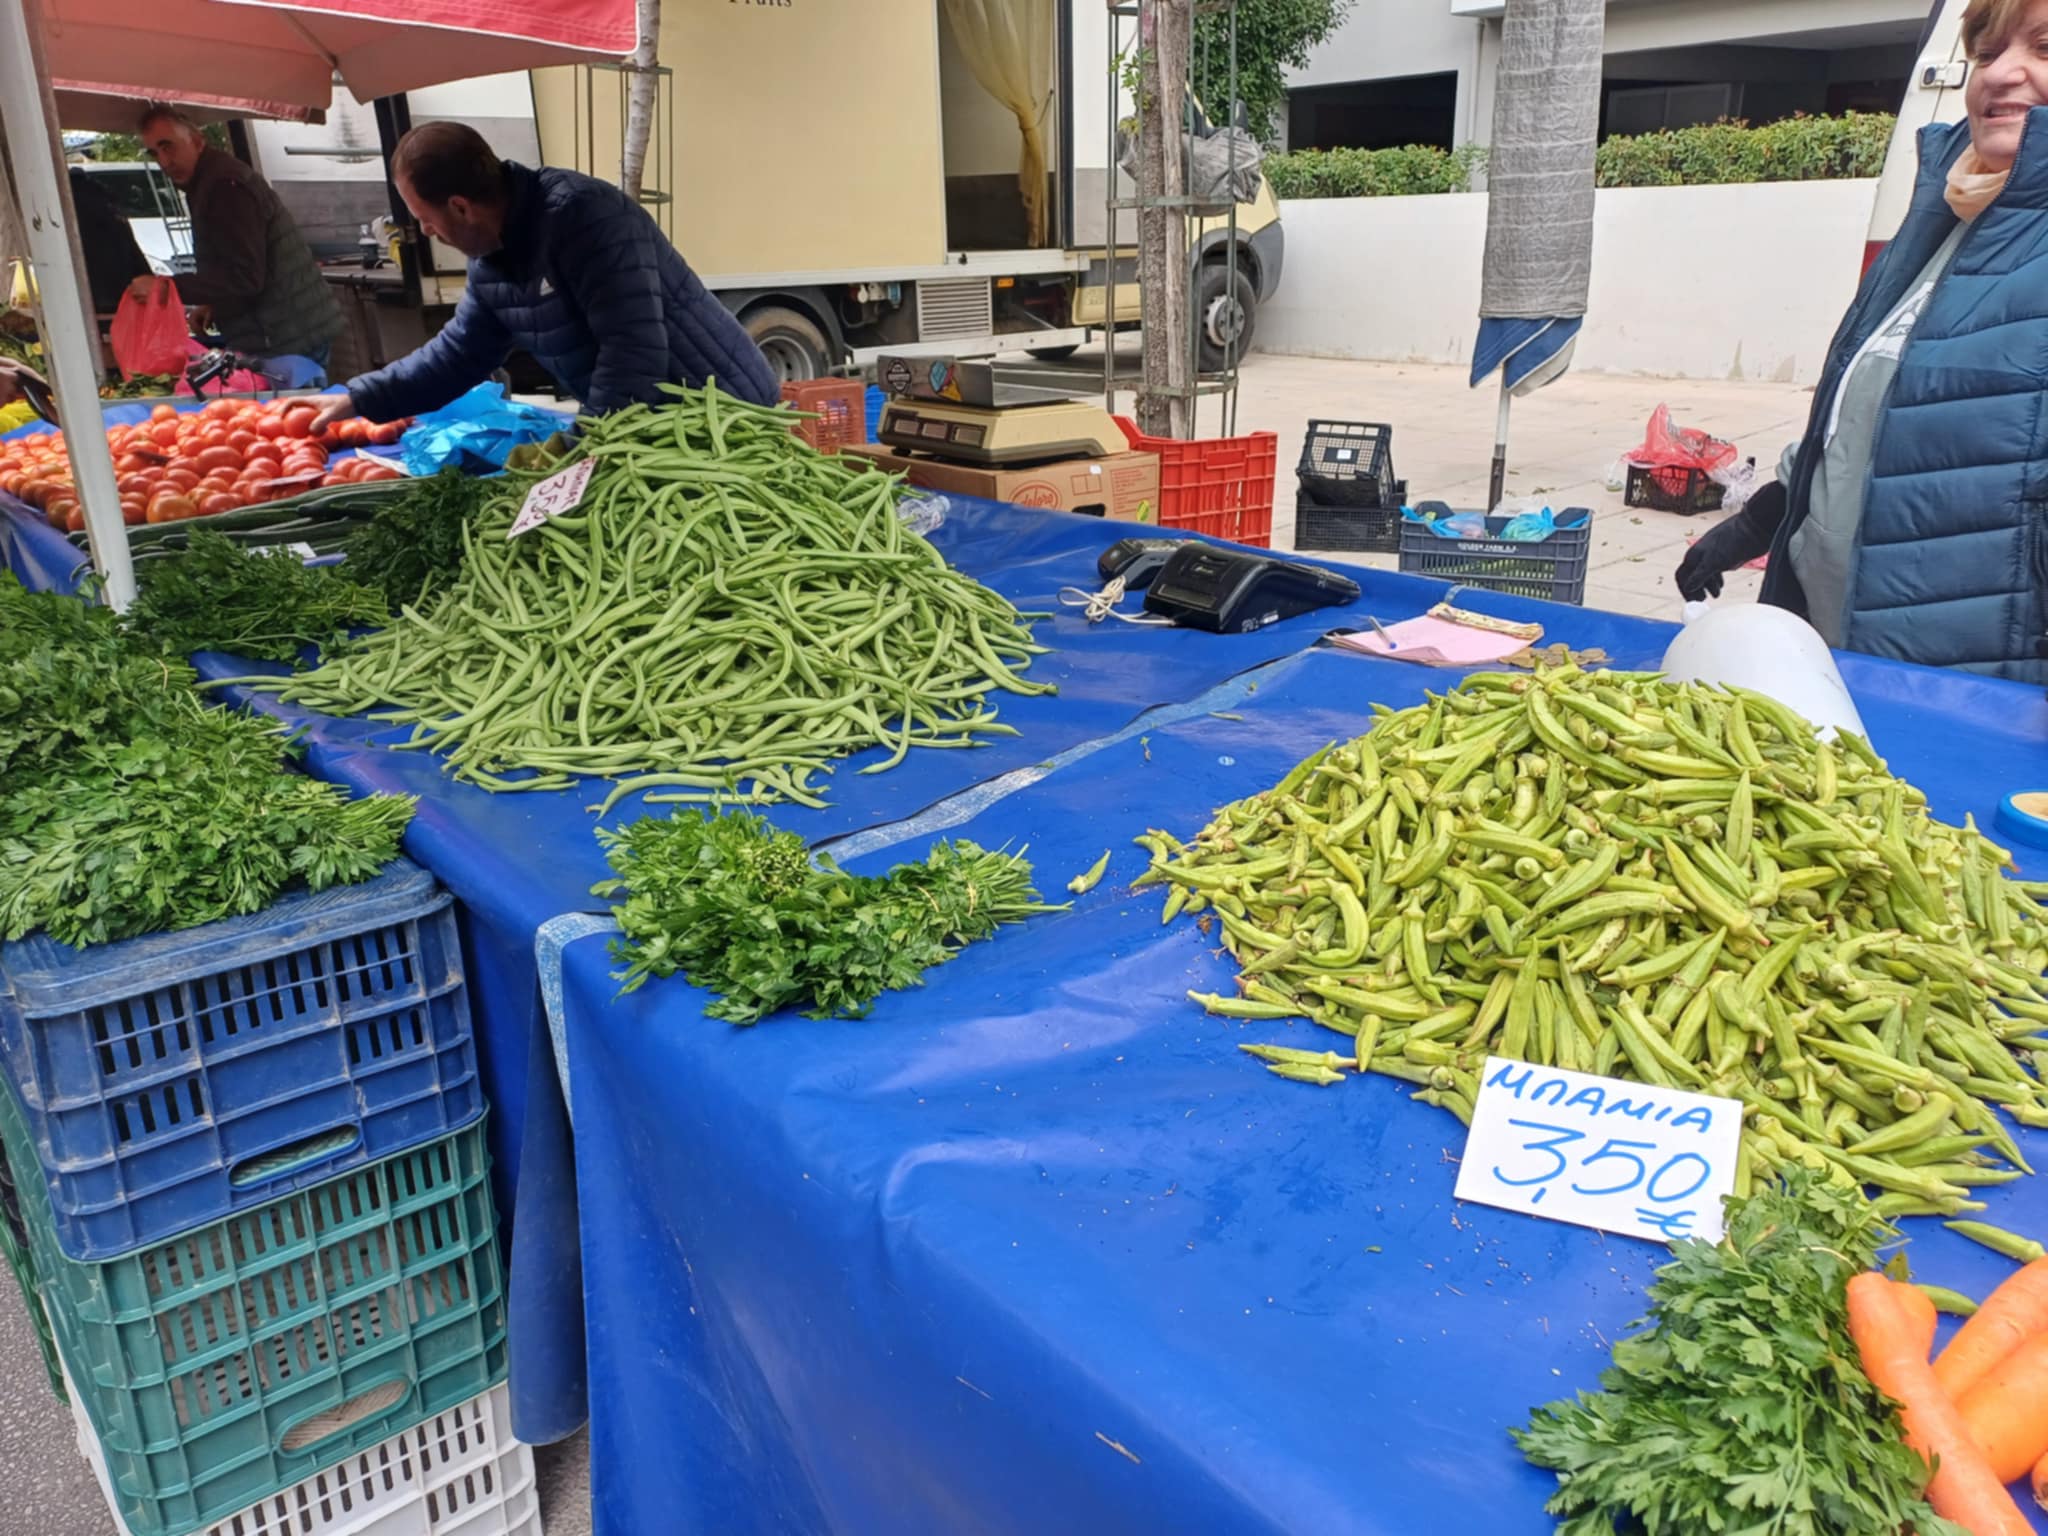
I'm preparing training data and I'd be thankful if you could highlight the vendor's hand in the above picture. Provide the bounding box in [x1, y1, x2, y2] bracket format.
[1672, 482, 1789, 602]
[0, 357, 47, 409]
[309, 393, 358, 434]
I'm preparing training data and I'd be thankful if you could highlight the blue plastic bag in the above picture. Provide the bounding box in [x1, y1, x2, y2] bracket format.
[399, 383, 575, 476]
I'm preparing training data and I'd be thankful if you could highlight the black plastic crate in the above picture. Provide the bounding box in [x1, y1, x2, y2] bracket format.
[1294, 482, 1408, 554]
[1296, 420, 1397, 509]
[1397, 510, 1593, 604]
[1624, 461, 1723, 515]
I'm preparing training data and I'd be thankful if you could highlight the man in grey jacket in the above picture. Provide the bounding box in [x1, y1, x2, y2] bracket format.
[131, 108, 341, 377]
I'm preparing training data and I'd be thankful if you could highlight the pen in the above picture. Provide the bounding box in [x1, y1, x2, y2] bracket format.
[1367, 615, 1399, 652]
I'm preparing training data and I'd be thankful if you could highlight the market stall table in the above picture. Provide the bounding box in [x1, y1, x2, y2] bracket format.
[552, 632, 2048, 1534]
[0, 486, 1448, 1446]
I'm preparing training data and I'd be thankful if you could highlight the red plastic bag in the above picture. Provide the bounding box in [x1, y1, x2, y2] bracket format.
[110, 279, 190, 381]
[1626, 404, 1737, 476]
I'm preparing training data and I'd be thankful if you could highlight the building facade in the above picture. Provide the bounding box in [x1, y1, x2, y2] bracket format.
[1285, 0, 1935, 151]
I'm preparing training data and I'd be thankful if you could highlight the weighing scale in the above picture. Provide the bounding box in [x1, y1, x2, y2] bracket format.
[875, 354, 1127, 468]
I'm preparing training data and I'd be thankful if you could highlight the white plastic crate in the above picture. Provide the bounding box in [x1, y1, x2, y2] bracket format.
[67, 1360, 542, 1536]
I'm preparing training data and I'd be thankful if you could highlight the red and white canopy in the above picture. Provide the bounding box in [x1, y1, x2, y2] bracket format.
[41, 0, 635, 119]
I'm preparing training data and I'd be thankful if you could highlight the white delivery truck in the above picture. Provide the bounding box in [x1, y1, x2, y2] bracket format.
[529, 0, 1284, 380]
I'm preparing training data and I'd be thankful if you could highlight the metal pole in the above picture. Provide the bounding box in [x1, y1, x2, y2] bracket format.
[0, 0, 135, 608]
[1488, 378, 1511, 512]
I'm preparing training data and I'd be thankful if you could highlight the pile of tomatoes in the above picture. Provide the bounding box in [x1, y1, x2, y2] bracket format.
[0, 397, 413, 531]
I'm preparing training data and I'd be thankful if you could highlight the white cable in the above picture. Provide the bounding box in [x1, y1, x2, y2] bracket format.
[1057, 576, 1176, 625]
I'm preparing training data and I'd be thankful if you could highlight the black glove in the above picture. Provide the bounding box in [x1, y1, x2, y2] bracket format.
[1674, 480, 1788, 601]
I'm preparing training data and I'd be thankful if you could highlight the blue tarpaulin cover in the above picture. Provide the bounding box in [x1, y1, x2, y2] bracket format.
[559, 641, 2048, 1534]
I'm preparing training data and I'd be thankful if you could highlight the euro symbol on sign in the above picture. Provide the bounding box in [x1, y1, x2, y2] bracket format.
[1634, 1208, 1697, 1241]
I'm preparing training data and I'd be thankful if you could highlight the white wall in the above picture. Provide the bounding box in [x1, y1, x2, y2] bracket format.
[1259, 178, 1876, 386]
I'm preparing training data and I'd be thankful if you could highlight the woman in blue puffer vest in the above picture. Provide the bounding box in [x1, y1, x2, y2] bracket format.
[1676, 0, 2048, 683]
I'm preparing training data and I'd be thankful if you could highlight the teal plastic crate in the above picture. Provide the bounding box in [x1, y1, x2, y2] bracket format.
[2, 1081, 506, 1536]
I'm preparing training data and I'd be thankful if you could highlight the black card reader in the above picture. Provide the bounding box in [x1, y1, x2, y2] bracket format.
[1097, 537, 1186, 591]
[1142, 545, 1361, 633]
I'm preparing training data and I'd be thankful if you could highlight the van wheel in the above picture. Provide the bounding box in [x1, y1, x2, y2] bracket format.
[1027, 344, 1080, 361]
[743, 306, 830, 383]
[1196, 264, 1258, 373]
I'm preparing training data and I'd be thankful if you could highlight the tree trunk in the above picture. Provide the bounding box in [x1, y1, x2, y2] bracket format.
[620, 0, 661, 203]
[1136, 0, 1190, 438]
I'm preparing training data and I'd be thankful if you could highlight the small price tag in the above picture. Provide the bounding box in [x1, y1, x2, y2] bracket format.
[1453, 1057, 1743, 1244]
[508, 458, 594, 539]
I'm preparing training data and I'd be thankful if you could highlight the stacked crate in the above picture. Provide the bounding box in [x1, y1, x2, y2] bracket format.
[0, 860, 542, 1536]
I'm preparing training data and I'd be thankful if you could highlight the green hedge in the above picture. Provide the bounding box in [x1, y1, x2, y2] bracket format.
[1265, 143, 1485, 199]
[1266, 113, 1896, 199]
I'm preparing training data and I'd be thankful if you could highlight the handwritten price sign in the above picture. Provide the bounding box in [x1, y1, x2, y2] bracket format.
[1453, 1058, 1743, 1244]
[508, 458, 594, 539]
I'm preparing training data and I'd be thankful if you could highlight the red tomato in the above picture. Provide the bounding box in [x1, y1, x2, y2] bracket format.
[192, 446, 242, 475]
[164, 468, 200, 493]
[358, 465, 402, 481]
[245, 457, 283, 481]
[116, 473, 155, 496]
[281, 408, 316, 439]
[198, 493, 238, 518]
[149, 420, 180, 448]
[255, 417, 289, 441]
[147, 493, 196, 523]
[200, 399, 238, 421]
[369, 421, 405, 447]
[148, 404, 177, 423]
[226, 430, 259, 453]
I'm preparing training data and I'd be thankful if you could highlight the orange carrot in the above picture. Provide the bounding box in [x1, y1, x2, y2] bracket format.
[1936, 1259, 2048, 1400]
[1958, 1332, 2048, 1483]
[1847, 1272, 2033, 1536]
[2032, 1447, 2048, 1513]
[1898, 1277, 1939, 1358]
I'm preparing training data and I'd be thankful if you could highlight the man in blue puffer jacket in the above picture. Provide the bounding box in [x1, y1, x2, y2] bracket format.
[311, 122, 777, 434]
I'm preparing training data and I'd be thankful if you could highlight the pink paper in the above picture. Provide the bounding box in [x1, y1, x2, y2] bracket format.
[1331, 616, 1534, 667]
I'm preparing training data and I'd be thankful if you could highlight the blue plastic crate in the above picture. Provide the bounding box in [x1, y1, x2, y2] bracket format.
[3, 1086, 507, 1536]
[864, 384, 885, 444]
[0, 860, 483, 1262]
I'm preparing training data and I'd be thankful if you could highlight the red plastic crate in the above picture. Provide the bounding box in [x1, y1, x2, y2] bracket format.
[780, 379, 868, 456]
[1114, 416, 1276, 547]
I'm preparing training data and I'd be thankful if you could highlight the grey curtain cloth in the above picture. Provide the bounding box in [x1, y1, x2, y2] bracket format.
[1480, 0, 1605, 321]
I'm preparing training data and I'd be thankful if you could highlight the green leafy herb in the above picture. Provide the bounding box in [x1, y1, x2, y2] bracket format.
[0, 573, 413, 946]
[1513, 1172, 1965, 1536]
[124, 529, 388, 664]
[595, 809, 1065, 1020]
[340, 467, 502, 608]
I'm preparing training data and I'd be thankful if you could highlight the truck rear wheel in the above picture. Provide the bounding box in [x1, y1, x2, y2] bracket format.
[743, 305, 831, 383]
[1027, 344, 1080, 361]
[1196, 263, 1258, 373]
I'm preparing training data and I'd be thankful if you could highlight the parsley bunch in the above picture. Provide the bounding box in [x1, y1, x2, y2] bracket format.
[1514, 1172, 1966, 1536]
[595, 810, 1065, 1021]
[340, 467, 502, 608]
[125, 529, 388, 664]
[0, 574, 414, 946]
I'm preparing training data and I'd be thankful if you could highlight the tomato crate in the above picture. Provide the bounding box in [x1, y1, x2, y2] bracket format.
[6, 1087, 508, 1536]
[0, 860, 484, 1262]
[69, 1374, 541, 1536]
[780, 379, 868, 456]
[1114, 416, 1277, 547]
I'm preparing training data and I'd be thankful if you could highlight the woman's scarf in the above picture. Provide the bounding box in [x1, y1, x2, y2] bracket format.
[1947, 145, 2013, 221]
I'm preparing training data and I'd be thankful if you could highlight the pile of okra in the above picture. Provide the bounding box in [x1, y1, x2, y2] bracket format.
[1141, 667, 2048, 1222]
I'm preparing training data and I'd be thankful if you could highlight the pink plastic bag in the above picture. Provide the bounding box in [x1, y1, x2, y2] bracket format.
[110, 279, 189, 381]
[1626, 404, 1737, 476]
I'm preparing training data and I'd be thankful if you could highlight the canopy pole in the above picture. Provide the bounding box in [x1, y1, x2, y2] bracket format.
[1488, 377, 1511, 513]
[0, 0, 136, 609]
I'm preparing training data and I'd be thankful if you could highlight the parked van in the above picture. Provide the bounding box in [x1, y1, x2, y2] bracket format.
[74, 162, 193, 277]
[1864, 0, 1970, 269]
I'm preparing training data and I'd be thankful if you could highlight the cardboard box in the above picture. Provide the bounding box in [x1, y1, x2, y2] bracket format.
[844, 444, 1159, 524]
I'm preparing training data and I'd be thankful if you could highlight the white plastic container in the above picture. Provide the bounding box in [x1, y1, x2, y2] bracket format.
[67, 1360, 543, 1536]
[1660, 603, 1866, 742]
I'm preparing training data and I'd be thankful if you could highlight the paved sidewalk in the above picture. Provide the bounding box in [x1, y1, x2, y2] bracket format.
[1024, 346, 1813, 617]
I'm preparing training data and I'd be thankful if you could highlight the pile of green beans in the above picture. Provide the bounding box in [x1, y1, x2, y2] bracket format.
[1142, 666, 2048, 1218]
[242, 386, 1052, 804]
